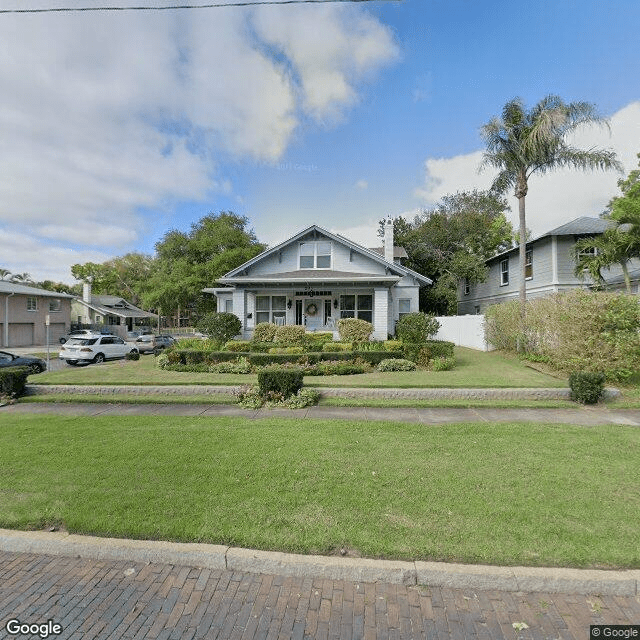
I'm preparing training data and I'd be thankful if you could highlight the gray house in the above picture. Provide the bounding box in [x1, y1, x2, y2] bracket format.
[1, 281, 73, 347]
[72, 283, 157, 338]
[205, 221, 432, 340]
[458, 216, 640, 314]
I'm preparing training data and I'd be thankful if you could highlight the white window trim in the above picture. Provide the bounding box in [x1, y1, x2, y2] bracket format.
[525, 249, 533, 281]
[500, 259, 509, 286]
[27, 297, 38, 311]
[299, 241, 332, 270]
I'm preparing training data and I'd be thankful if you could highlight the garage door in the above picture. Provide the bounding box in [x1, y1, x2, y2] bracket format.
[48, 323, 67, 345]
[9, 323, 35, 347]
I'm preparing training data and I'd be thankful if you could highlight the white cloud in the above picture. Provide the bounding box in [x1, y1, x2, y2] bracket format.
[355, 179, 369, 190]
[414, 102, 640, 236]
[0, 2, 398, 281]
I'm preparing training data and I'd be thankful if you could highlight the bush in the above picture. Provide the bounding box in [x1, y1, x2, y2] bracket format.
[156, 352, 170, 369]
[337, 318, 373, 342]
[195, 312, 242, 344]
[208, 357, 251, 374]
[569, 372, 606, 404]
[486, 291, 640, 381]
[357, 350, 405, 366]
[383, 340, 403, 351]
[224, 340, 251, 352]
[402, 343, 431, 367]
[395, 312, 440, 343]
[305, 332, 334, 344]
[257, 367, 304, 398]
[317, 362, 367, 376]
[175, 337, 220, 351]
[0, 367, 29, 400]
[424, 340, 455, 359]
[377, 358, 417, 372]
[274, 325, 307, 345]
[253, 322, 278, 343]
[429, 356, 456, 372]
[323, 342, 352, 352]
[250, 353, 319, 367]
[125, 351, 140, 361]
[268, 346, 305, 354]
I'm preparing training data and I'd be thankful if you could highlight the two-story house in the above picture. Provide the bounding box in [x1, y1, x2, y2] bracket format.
[205, 221, 432, 340]
[458, 216, 640, 314]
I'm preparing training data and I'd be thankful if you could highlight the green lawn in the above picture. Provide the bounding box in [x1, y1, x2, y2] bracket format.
[1, 413, 638, 569]
[34, 347, 566, 388]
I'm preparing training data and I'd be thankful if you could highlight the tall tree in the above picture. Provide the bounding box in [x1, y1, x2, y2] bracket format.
[381, 190, 513, 314]
[143, 212, 265, 320]
[480, 95, 622, 316]
[608, 152, 640, 234]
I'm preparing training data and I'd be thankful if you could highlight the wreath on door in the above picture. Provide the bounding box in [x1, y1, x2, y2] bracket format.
[305, 302, 318, 316]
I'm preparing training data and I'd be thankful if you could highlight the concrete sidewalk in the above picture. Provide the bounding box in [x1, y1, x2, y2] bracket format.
[5, 399, 640, 426]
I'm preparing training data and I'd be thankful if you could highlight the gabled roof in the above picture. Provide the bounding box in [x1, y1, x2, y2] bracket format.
[74, 295, 155, 319]
[487, 216, 617, 263]
[0, 281, 74, 298]
[368, 246, 409, 259]
[220, 224, 432, 285]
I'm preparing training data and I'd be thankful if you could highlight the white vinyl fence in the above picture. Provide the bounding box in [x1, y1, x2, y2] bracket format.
[434, 314, 494, 351]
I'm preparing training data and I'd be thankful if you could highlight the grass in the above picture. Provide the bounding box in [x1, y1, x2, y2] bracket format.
[34, 347, 566, 388]
[1, 413, 638, 569]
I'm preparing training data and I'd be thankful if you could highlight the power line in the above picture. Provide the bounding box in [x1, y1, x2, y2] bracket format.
[0, 0, 401, 14]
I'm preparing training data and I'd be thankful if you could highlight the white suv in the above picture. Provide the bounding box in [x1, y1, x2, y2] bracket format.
[59, 334, 138, 365]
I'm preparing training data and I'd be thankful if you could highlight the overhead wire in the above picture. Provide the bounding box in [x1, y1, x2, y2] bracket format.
[0, 0, 401, 14]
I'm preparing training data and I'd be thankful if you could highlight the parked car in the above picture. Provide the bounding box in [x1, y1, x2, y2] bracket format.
[59, 334, 138, 365]
[0, 350, 47, 374]
[133, 334, 175, 354]
[59, 328, 110, 344]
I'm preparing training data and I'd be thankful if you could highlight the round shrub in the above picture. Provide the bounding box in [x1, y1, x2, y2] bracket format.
[274, 324, 307, 345]
[125, 351, 140, 361]
[195, 312, 241, 344]
[377, 358, 417, 372]
[253, 322, 277, 343]
[337, 318, 373, 342]
[569, 371, 606, 404]
[396, 312, 440, 343]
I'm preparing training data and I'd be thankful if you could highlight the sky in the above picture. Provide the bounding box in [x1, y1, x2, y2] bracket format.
[1, 0, 639, 284]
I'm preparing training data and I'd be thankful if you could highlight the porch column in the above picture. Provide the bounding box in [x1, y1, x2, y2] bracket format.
[232, 289, 246, 336]
[373, 288, 389, 340]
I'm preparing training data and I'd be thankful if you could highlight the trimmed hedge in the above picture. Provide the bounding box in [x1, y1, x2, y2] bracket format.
[274, 325, 306, 344]
[258, 367, 304, 398]
[253, 322, 278, 342]
[337, 318, 373, 342]
[0, 367, 30, 399]
[569, 372, 606, 404]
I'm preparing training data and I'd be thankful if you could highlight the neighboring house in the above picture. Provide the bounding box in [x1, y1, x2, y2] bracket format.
[1, 281, 73, 347]
[205, 220, 432, 340]
[72, 283, 157, 338]
[458, 216, 640, 314]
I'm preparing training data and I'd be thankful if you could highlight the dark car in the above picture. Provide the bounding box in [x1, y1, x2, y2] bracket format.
[0, 350, 47, 374]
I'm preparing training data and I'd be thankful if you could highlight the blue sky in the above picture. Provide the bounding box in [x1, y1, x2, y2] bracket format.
[1, 0, 639, 283]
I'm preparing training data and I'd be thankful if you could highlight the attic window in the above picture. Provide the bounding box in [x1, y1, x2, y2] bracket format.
[299, 241, 331, 269]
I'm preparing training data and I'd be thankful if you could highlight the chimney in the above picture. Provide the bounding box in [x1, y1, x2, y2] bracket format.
[83, 282, 92, 304]
[384, 217, 394, 263]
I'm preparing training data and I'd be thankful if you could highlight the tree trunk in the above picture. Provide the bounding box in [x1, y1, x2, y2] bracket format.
[518, 193, 527, 352]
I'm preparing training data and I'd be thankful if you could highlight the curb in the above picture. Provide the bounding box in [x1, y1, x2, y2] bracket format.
[1, 529, 638, 596]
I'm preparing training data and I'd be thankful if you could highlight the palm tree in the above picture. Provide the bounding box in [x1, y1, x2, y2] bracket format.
[0, 268, 12, 281]
[573, 229, 636, 292]
[480, 95, 623, 315]
[10, 272, 33, 283]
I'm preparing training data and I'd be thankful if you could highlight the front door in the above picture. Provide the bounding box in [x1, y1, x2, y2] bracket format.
[304, 298, 324, 331]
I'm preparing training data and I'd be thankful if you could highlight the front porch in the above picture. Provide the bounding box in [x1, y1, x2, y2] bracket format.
[223, 287, 392, 341]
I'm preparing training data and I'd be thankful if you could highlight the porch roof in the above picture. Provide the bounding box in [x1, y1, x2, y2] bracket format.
[217, 270, 401, 286]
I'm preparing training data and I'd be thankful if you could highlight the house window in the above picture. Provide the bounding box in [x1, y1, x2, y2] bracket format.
[525, 249, 533, 280]
[500, 259, 509, 286]
[255, 295, 286, 324]
[299, 241, 331, 269]
[49, 299, 61, 312]
[224, 299, 233, 313]
[577, 245, 597, 258]
[463, 279, 470, 296]
[27, 297, 37, 311]
[398, 298, 411, 319]
[339, 294, 372, 323]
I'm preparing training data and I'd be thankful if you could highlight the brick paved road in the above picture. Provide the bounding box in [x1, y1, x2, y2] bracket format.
[1, 552, 639, 639]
